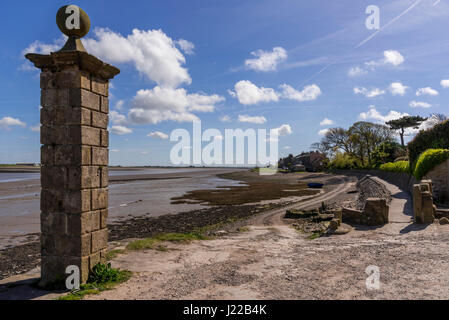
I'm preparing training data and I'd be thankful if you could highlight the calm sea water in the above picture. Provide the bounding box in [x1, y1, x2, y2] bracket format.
[0, 168, 208, 183]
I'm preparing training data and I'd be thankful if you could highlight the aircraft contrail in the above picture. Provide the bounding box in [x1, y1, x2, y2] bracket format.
[298, 0, 423, 86]
[355, 0, 423, 48]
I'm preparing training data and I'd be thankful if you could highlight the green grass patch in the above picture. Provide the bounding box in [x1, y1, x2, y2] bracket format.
[58, 263, 131, 300]
[126, 232, 209, 251]
[307, 232, 322, 240]
[105, 249, 125, 261]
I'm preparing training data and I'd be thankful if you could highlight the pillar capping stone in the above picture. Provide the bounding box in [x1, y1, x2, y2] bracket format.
[25, 51, 120, 81]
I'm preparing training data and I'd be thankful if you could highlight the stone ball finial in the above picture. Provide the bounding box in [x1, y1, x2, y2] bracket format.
[56, 5, 91, 38]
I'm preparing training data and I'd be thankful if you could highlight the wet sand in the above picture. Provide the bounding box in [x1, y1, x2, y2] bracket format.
[0, 168, 245, 249]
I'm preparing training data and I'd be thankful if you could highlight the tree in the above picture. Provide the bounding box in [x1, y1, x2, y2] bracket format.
[348, 121, 395, 166]
[371, 141, 404, 165]
[318, 127, 357, 158]
[386, 116, 427, 147]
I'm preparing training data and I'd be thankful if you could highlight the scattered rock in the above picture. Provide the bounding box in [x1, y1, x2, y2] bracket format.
[439, 217, 449, 225]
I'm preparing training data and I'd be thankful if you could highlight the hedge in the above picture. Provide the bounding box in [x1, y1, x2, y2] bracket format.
[379, 161, 410, 173]
[413, 149, 449, 180]
[408, 120, 449, 165]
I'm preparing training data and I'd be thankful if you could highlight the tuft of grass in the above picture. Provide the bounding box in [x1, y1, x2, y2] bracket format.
[105, 249, 125, 261]
[58, 263, 131, 301]
[308, 232, 322, 240]
[126, 233, 208, 251]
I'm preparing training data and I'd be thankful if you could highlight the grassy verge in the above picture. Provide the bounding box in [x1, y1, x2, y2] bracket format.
[58, 263, 132, 300]
[126, 233, 209, 251]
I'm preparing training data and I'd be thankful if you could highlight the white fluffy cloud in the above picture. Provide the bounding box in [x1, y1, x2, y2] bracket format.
[84, 28, 191, 88]
[409, 101, 432, 108]
[110, 125, 133, 135]
[348, 66, 367, 77]
[237, 115, 267, 124]
[280, 84, 322, 102]
[230, 81, 279, 105]
[320, 118, 335, 126]
[114, 100, 125, 110]
[416, 87, 438, 96]
[349, 50, 404, 76]
[353, 87, 385, 98]
[229, 81, 321, 105]
[0, 117, 26, 130]
[383, 50, 405, 66]
[273, 124, 292, 136]
[110, 111, 129, 125]
[220, 115, 231, 122]
[245, 47, 287, 72]
[148, 131, 169, 139]
[318, 128, 330, 136]
[359, 105, 409, 123]
[440, 79, 449, 88]
[128, 86, 224, 124]
[389, 82, 409, 96]
[176, 39, 195, 55]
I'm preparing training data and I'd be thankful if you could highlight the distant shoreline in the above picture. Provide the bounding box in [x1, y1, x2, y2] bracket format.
[0, 166, 253, 174]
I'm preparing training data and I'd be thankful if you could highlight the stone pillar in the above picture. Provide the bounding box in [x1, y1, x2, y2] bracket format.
[26, 51, 119, 286]
[413, 181, 435, 224]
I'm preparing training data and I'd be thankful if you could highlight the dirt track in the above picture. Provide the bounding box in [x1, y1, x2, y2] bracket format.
[85, 174, 449, 300]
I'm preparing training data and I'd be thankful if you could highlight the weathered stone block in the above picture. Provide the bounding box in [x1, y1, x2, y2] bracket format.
[69, 126, 101, 146]
[41, 70, 90, 90]
[89, 251, 101, 269]
[91, 78, 108, 96]
[413, 184, 423, 224]
[41, 211, 68, 235]
[92, 147, 108, 166]
[422, 191, 435, 224]
[67, 210, 101, 235]
[91, 111, 108, 129]
[54, 145, 91, 166]
[41, 189, 64, 213]
[100, 96, 109, 113]
[41, 88, 69, 107]
[100, 209, 108, 229]
[69, 88, 100, 111]
[41, 166, 67, 190]
[364, 198, 389, 225]
[68, 166, 100, 190]
[41, 125, 69, 145]
[64, 189, 91, 213]
[100, 166, 108, 188]
[342, 208, 363, 224]
[91, 229, 108, 253]
[100, 129, 109, 147]
[92, 188, 108, 210]
[41, 145, 55, 166]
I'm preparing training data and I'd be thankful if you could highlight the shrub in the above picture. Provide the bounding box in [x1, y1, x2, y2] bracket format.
[88, 263, 128, 284]
[413, 149, 449, 180]
[408, 120, 449, 164]
[372, 141, 405, 166]
[379, 161, 410, 173]
[327, 153, 361, 170]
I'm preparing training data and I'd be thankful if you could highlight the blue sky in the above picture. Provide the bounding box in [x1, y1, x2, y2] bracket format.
[1, 0, 449, 165]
